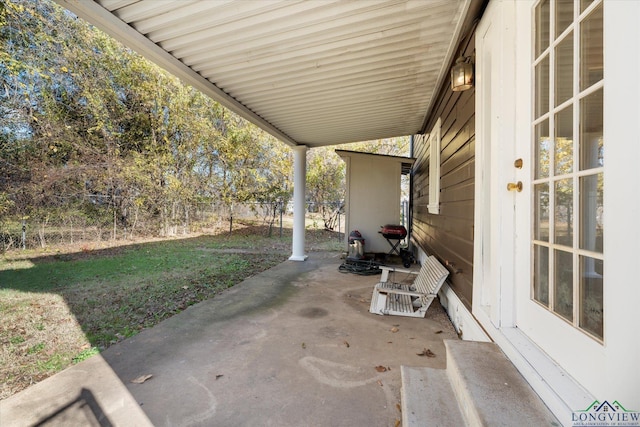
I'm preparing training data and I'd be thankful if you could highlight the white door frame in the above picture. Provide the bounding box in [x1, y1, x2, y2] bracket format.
[470, 0, 640, 422]
[472, 1, 594, 422]
[472, 0, 517, 330]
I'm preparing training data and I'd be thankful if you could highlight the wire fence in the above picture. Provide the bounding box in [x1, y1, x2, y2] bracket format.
[0, 202, 346, 253]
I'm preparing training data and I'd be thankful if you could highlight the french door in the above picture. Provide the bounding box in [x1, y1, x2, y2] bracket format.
[516, 0, 605, 376]
[476, 0, 606, 388]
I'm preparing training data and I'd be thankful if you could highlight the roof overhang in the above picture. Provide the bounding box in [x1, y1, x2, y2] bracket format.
[54, 0, 480, 148]
[335, 149, 415, 175]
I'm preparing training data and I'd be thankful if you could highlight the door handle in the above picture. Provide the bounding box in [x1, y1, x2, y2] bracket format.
[507, 181, 523, 192]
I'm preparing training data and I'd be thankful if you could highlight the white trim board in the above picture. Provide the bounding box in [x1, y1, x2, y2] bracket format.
[438, 283, 490, 342]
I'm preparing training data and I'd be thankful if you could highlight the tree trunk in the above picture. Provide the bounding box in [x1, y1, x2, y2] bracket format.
[113, 208, 117, 241]
[163, 205, 169, 237]
[130, 205, 139, 239]
[38, 220, 47, 249]
[184, 205, 189, 235]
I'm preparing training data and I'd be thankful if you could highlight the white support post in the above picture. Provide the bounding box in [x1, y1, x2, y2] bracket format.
[289, 145, 308, 261]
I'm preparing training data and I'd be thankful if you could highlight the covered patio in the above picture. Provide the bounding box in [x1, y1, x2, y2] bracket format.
[0, 252, 459, 426]
[9, 1, 638, 424]
[53, 0, 483, 261]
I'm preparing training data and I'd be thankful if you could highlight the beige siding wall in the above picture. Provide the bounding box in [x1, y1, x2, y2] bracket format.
[340, 152, 405, 254]
[412, 36, 476, 308]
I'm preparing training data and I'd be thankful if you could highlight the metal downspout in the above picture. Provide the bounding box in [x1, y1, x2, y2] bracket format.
[408, 135, 415, 247]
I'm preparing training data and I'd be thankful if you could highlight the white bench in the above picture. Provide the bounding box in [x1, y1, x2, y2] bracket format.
[369, 256, 449, 318]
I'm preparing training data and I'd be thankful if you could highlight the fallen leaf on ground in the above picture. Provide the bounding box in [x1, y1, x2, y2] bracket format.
[301, 342, 306, 349]
[377, 380, 383, 387]
[394, 420, 401, 427]
[390, 327, 399, 333]
[416, 348, 436, 357]
[215, 374, 223, 380]
[396, 403, 402, 412]
[435, 330, 443, 334]
[343, 340, 350, 348]
[131, 374, 153, 384]
[375, 365, 388, 372]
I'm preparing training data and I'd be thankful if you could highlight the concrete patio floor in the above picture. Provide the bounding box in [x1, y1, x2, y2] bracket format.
[1, 251, 459, 427]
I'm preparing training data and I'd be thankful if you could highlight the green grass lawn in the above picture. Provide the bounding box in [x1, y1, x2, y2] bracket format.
[0, 225, 343, 400]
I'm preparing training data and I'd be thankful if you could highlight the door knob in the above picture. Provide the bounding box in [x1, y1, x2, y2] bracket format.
[507, 181, 523, 192]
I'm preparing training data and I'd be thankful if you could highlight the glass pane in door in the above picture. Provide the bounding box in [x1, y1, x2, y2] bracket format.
[533, 245, 550, 306]
[554, 249, 574, 321]
[535, 0, 550, 57]
[555, 106, 573, 175]
[580, 173, 603, 253]
[579, 256, 603, 339]
[535, 120, 550, 178]
[534, 183, 550, 241]
[555, 32, 573, 107]
[580, 4, 603, 90]
[580, 89, 603, 170]
[580, 0, 595, 13]
[535, 56, 550, 119]
[554, 179, 573, 246]
[556, 0, 574, 37]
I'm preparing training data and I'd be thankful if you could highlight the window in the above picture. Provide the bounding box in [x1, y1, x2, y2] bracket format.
[428, 118, 441, 214]
[532, 0, 603, 341]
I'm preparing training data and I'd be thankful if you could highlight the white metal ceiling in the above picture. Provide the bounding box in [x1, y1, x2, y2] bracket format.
[55, 0, 472, 147]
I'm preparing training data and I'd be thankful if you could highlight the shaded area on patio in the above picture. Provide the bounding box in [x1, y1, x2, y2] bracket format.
[1, 251, 458, 426]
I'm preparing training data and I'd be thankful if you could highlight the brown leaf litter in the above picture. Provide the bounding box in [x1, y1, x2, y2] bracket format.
[416, 348, 436, 357]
